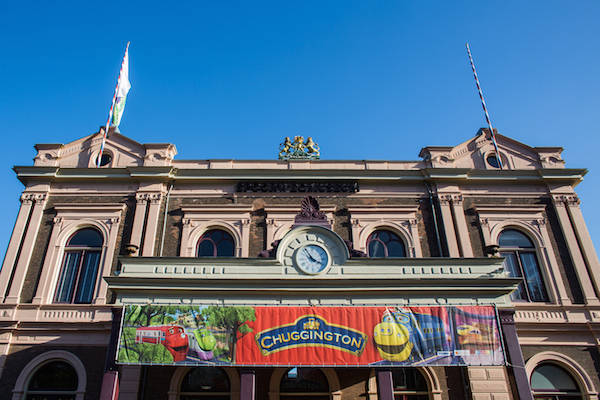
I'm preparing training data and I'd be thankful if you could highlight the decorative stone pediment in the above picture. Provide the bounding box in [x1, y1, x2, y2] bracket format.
[419, 128, 565, 170]
[33, 127, 177, 168]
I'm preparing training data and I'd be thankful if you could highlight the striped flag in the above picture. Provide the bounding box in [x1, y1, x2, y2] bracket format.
[112, 45, 131, 127]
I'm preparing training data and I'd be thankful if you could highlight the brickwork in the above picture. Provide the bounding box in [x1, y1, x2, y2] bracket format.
[465, 196, 584, 304]
[20, 195, 132, 303]
[1, 344, 107, 400]
[521, 345, 600, 392]
[164, 194, 430, 258]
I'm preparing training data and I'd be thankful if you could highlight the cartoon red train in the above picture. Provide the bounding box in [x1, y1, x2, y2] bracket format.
[135, 326, 189, 362]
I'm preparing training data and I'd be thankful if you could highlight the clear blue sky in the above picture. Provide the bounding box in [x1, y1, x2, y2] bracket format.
[1, 1, 599, 255]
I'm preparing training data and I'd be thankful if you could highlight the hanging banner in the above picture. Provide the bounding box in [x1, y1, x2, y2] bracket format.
[117, 305, 504, 366]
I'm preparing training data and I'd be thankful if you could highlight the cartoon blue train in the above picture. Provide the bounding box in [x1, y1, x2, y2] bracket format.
[372, 308, 452, 362]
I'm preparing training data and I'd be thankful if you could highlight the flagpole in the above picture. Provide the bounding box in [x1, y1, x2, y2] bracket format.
[465, 42, 504, 169]
[98, 41, 130, 168]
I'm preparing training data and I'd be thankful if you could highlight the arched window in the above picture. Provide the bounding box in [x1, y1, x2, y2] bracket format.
[280, 368, 330, 400]
[531, 363, 582, 400]
[498, 229, 548, 302]
[367, 230, 406, 257]
[391, 368, 429, 400]
[179, 367, 230, 400]
[54, 228, 103, 304]
[25, 360, 78, 399]
[197, 229, 235, 257]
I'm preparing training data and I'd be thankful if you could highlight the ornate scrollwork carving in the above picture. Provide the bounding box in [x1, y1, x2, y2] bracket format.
[293, 196, 330, 228]
[278, 136, 320, 160]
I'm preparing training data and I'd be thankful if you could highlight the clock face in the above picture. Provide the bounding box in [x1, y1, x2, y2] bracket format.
[296, 244, 329, 275]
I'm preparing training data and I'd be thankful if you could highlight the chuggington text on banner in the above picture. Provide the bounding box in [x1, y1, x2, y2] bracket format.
[117, 305, 505, 366]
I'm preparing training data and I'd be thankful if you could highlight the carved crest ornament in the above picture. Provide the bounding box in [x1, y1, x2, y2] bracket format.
[279, 136, 320, 160]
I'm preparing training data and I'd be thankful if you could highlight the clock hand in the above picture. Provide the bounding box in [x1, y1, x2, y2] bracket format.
[303, 248, 317, 262]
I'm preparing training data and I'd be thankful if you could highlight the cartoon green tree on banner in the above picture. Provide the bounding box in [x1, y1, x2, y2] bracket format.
[201, 306, 256, 362]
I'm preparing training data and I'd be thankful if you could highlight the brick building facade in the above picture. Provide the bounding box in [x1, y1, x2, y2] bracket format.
[1, 127, 599, 400]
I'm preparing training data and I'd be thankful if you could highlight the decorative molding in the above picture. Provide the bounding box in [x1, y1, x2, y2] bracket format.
[348, 205, 422, 258]
[20, 193, 46, 204]
[179, 205, 253, 257]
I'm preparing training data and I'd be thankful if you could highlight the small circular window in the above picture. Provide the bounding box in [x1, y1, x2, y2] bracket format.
[486, 154, 500, 168]
[95, 153, 112, 167]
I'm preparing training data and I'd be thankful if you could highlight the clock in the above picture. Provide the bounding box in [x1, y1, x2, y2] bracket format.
[276, 225, 349, 275]
[296, 244, 330, 275]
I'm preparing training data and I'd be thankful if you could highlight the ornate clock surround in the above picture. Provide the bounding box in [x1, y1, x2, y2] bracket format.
[276, 225, 349, 275]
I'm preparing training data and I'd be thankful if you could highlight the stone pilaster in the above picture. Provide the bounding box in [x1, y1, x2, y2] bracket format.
[450, 194, 474, 257]
[564, 195, 600, 298]
[551, 194, 599, 304]
[5, 193, 47, 304]
[141, 193, 163, 256]
[0, 194, 35, 301]
[438, 194, 460, 257]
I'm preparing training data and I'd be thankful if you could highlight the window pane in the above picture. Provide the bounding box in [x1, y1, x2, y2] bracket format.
[197, 240, 216, 257]
[531, 364, 579, 392]
[387, 240, 406, 257]
[520, 253, 549, 302]
[55, 252, 81, 303]
[67, 228, 103, 247]
[216, 238, 234, 257]
[500, 252, 527, 301]
[367, 230, 406, 258]
[197, 230, 235, 257]
[369, 240, 386, 257]
[28, 361, 78, 391]
[498, 230, 534, 248]
[74, 251, 101, 303]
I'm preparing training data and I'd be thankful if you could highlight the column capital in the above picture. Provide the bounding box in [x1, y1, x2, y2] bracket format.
[565, 195, 580, 206]
[20, 193, 35, 204]
[535, 218, 547, 226]
[21, 193, 46, 204]
[148, 193, 163, 204]
[438, 193, 453, 205]
[551, 193, 580, 205]
[450, 193, 463, 204]
[135, 193, 148, 203]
